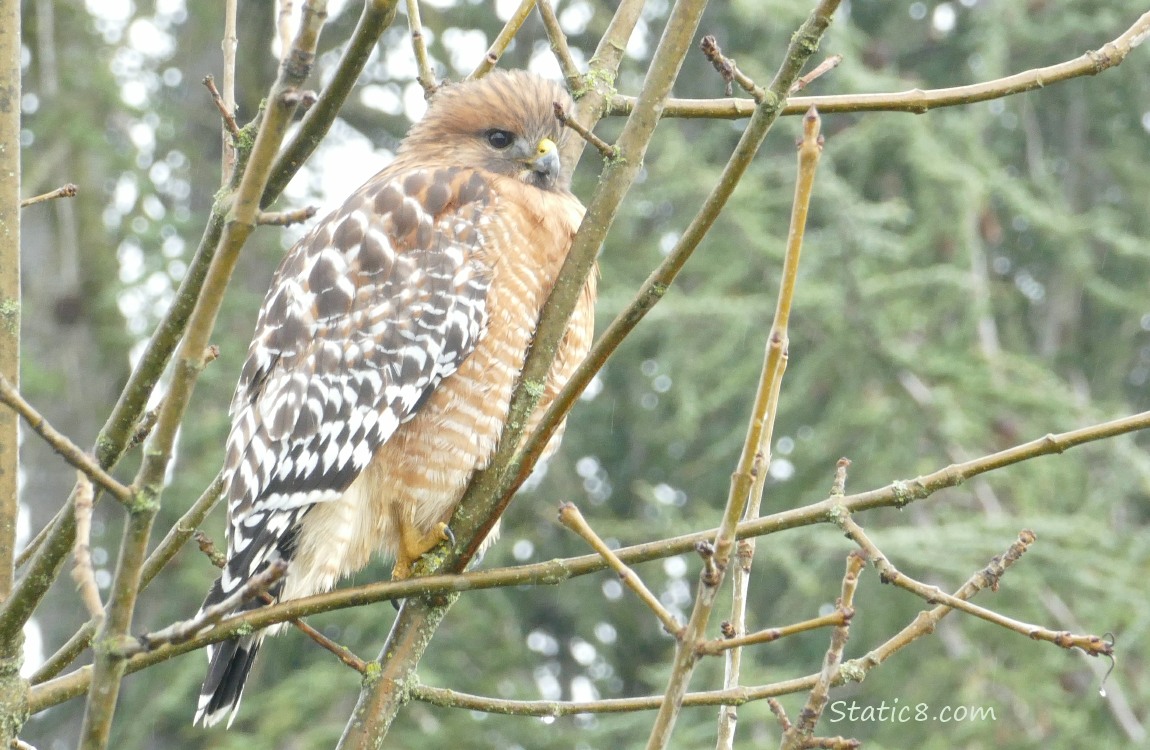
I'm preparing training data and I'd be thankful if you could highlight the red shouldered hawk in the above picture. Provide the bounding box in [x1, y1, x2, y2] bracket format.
[194, 70, 597, 728]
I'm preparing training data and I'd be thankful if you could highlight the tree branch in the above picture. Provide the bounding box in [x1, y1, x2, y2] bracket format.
[536, 0, 580, 86]
[610, 10, 1150, 120]
[469, 0, 536, 80]
[19, 183, 76, 208]
[77, 4, 333, 746]
[716, 106, 824, 749]
[405, 0, 437, 96]
[70, 474, 104, 622]
[0, 375, 133, 505]
[838, 517, 1110, 656]
[0, 2, 26, 736]
[24, 408, 1143, 704]
[559, 503, 681, 637]
[646, 7, 838, 738]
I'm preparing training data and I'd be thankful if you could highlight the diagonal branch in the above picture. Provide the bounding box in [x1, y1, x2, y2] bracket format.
[559, 503, 681, 636]
[118, 561, 288, 656]
[838, 516, 1110, 656]
[469, 0, 536, 80]
[0, 375, 132, 505]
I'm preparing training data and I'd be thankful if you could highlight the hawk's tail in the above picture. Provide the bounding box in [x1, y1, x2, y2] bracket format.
[195, 633, 264, 728]
[193, 576, 270, 728]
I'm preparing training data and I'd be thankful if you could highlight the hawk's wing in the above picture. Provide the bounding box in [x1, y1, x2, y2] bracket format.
[217, 167, 496, 594]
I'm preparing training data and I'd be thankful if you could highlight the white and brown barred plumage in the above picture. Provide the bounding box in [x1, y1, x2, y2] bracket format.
[195, 70, 597, 728]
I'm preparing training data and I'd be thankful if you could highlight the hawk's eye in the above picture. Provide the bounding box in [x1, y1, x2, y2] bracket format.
[485, 129, 515, 149]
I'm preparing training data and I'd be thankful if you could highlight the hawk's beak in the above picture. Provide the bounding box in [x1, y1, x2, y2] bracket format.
[528, 138, 561, 187]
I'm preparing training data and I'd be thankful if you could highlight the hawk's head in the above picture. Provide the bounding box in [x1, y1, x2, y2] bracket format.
[399, 70, 574, 192]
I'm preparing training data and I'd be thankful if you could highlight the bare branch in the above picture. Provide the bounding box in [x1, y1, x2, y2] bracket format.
[405, 0, 437, 96]
[559, 503, 681, 637]
[202, 75, 240, 139]
[19, 183, 77, 208]
[221, 0, 238, 180]
[536, 0, 580, 85]
[469, 0, 536, 80]
[699, 610, 848, 656]
[262, 0, 401, 206]
[647, 49, 834, 745]
[256, 205, 319, 226]
[9, 529, 1084, 715]
[784, 552, 865, 747]
[788, 54, 842, 94]
[0, 375, 133, 505]
[840, 517, 1111, 656]
[700, 35, 764, 102]
[277, 0, 295, 61]
[119, 561, 288, 656]
[612, 10, 1150, 120]
[554, 102, 617, 160]
[70, 474, 105, 622]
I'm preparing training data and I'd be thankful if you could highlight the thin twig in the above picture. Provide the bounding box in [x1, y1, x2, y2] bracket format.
[202, 75, 241, 139]
[536, 0, 581, 86]
[222, 0, 239, 181]
[699, 611, 848, 656]
[838, 516, 1110, 656]
[768, 699, 792, 732]
[405, 0, 437, 96]
[0, 375, 133, 505]
[646, 39, 834, 743]
[700, 35, 764, 102]
[554, 102, 617, 160]
[789, 54, 843, 94]
[120, 561, 288, 656]
[830, 458, 850, 496]
[469, 0, 537, 80]
[717, 104, 824, 750]
[19, 183, 77, 208]
[70, 474, 104, 621]
[558, 504, 681, 636]
[848, 529, 1038, 672]
[784, 552, 865, 748]
[257, 206, 319, 226]
[194, 522, 368, 673]
[290, 618, 368, 673]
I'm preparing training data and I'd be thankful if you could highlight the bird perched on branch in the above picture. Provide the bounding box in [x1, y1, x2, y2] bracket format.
[195, 69, 597, 728]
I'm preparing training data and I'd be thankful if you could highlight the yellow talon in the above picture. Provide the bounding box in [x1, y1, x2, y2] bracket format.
[391, 519, 455, 581]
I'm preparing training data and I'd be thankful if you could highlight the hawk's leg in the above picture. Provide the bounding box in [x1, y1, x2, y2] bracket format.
[391, 510, 455, 581]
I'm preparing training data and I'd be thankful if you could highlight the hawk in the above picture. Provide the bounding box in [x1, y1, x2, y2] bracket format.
[194, 69, 597, 728]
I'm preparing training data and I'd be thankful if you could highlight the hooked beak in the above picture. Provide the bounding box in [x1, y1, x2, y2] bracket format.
[526, 138, 561, 188]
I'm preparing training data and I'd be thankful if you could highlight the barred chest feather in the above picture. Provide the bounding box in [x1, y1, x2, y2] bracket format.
[278, 177, 593, 602]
